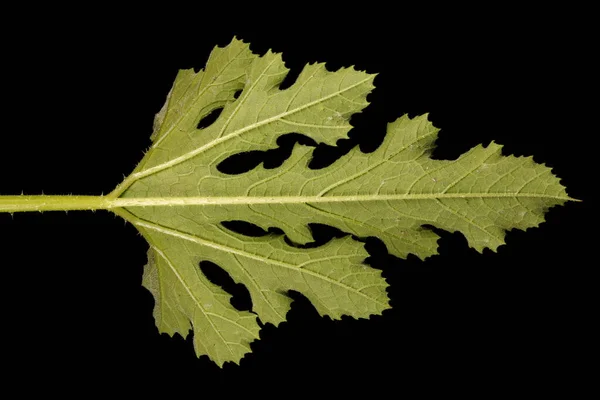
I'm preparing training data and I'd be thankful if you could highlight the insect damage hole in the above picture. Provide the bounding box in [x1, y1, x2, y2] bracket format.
[217, 151, 265, 175]
[199, 261, 253, 312]
[263, 133, 316, 169]
[196, 107, 224, 130]
[283, 223, 348, 249]
[221, 220, 269, 237]
[217, 133, 317, 175]
[308, 137, 354, 170]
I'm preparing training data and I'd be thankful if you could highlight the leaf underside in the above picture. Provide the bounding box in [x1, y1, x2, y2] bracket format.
[115, 38, 571, 366]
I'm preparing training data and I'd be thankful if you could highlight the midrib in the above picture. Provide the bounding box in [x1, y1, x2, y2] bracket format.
[0, 191, 572, 213]
[114, 192, 570, 207]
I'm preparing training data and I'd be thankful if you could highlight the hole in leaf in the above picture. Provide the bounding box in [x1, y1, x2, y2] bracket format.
[308, 138, 354, 169]
[217, 133, 317, 175]
[233, 89, 243, 99]
[199, 261, 253, 312]
[216, 150, 264, 174]
[221, 220, 269, 237]
[283, 223, 347, 249]
[283, 236, 306, 248]
[268, 226, 285, 235]
[279, 132, 317, 147]
[263, 133, 316, 169]
[196, 107, 223, 130]
[310, 223, 346, 243]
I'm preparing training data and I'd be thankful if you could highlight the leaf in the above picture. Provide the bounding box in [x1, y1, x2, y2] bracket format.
[0, 36, 573, 367]
[100, 37, 574, 366]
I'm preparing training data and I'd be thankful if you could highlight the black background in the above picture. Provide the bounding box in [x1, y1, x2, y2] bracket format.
[0, 5, 594, 395]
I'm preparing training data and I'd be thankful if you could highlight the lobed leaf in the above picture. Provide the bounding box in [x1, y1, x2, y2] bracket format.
[107, 37, 573, 365]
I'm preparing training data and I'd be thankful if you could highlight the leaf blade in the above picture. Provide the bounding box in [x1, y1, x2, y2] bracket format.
[113, 38, 573, 366]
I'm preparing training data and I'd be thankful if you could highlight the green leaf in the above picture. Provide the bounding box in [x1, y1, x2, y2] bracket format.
[108, 37, 573, 365]
[0, 37, 575, 367]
